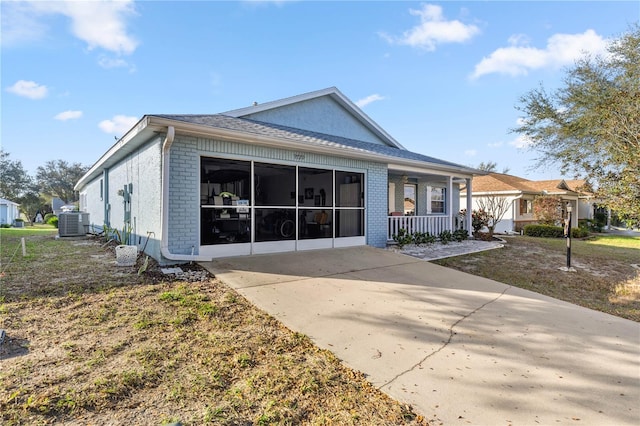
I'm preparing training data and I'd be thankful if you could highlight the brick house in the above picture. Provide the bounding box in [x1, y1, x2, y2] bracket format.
[75, 87, 479, 264]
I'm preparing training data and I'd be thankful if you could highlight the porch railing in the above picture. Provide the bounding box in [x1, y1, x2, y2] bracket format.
[387, 214, 468, 241]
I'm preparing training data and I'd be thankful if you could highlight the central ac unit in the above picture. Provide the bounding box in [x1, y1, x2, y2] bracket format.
[58, 212, 89, 237]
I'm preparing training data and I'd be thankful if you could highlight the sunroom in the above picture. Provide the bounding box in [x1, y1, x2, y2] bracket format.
[199, 156, 366, 258]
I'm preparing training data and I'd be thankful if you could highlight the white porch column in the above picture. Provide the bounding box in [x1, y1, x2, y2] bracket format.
[448, 175, 453, 230]
[466, 178, 473, 235]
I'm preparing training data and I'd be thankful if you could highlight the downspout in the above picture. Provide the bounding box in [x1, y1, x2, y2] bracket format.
[160, 126, 211, 262]
[465, 178, 472, 236]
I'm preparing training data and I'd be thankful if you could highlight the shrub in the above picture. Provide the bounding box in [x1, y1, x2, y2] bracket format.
[453, 228, 469, 242]
[48, 216, 59, 228]
[571, 227, 589, 238]
[44, 213, 55, 223]
[413, 231, 436, 246]
[438, 229, 453, 244]
[533, 195, 563, 225]
[392, 228, 413, 248]
[471, 210, 490, 233]
[579, 215, 606, 232]
[593, 211, 607, 230]
[523, 224, 564, 238]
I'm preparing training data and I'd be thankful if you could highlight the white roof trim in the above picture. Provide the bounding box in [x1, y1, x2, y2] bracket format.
[0, 198, 20, 206]
[223, 87, 405, 150]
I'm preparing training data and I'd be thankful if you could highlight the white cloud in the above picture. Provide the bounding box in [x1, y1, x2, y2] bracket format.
[2, 0, 138, 55]
[6, 80, 48, 99]
[487, 141, 503, 148]
[355, 94, 385, 108]
[471, 29, 609, 79]
[464, 149, 477, 156]
[99, 115, 139, 135]
[380, 4, 480, 51]
[55, 110, 83, 121]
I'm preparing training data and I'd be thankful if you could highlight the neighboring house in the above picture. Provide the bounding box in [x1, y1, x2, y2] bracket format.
[461, 172, 599, 233]
[75, 87, 480, 264]
[0, 198, 20, 226]
[52, 197, 66, 216]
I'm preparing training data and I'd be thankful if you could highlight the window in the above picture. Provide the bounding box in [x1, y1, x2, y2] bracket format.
[428, 186, 446, 214]
[520, 199, 533, 215]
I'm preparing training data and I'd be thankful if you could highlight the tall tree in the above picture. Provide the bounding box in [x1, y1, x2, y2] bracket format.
[513, 25, 640, 226]
[36, 160, 90, 203]
[18, 191, 48, 224]
[0, 150, 34, 200]
[477, 161, 510, 174]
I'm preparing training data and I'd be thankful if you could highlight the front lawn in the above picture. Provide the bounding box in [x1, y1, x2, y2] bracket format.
[0, 230, 425, 425]
[434, 234, 640, 321]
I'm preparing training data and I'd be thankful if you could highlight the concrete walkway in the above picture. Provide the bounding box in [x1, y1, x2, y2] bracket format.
[201, 246, 640, 425]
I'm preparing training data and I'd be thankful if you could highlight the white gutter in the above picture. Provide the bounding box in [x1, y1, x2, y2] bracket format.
[160, 126, 211, 262]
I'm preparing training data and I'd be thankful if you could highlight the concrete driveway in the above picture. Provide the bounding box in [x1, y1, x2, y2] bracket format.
[201, 246, 640, 425]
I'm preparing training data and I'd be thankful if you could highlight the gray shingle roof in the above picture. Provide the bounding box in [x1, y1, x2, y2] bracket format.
[152, 113, 468, 170]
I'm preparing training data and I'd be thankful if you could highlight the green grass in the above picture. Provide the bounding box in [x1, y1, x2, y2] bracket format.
[0, 224, 58, 234]
[585, 234, 640, 250]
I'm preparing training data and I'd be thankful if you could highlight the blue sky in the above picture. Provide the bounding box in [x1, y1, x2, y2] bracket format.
[2, 1, 638, 180]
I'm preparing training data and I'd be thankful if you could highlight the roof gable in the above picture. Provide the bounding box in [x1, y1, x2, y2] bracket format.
[223, 87, 404, 149]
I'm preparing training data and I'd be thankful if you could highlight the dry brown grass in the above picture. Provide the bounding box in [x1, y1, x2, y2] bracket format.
[0, 229, 426, 425]
[433, 234, 640, 322]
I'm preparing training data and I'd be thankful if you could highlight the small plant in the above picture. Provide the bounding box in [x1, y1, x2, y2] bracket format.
[438, 229, 453, 244]
[453, 228, 469, 242]
[392, 228, 413, 248]
[413, 231, 436, 246]
[137, 256, 150, 276]
[103, 224, 133, 245]
[571, 227, 590, 238]
[47, 217, 58, 228]
[471, 209, 490, 234]
[236, 353, 253, 368]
